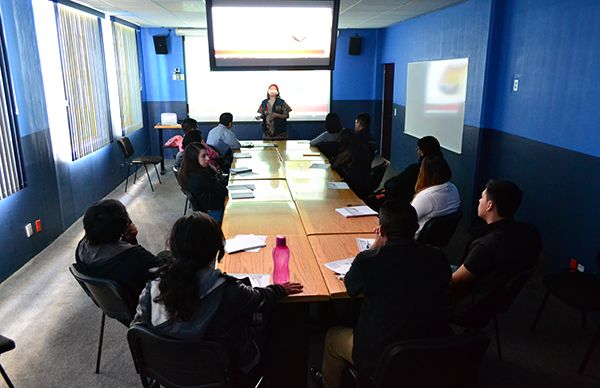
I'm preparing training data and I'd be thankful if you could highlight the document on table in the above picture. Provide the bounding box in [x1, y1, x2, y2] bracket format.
[327, 182, 350, 190]
[356, 238, 375, 252]
[310, 163, 329, 169]
[228, 273, 271, 288]
[230, 167, 252, 174]
[229, 234, 267, 252]
[258, 143, 277, 148]
[225, 234, 267, 253]
[227, 184, 256, 191]
[335, 206, 378, 218]
[324, 257, 355, 277]
[234, 153, 252, 159]
[230, 190, 255, 199]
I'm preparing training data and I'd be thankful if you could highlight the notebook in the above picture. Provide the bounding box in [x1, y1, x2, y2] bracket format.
[324, 257, 355, 276]
[225, 234, 267, 253]
[327, 182, 350, 189]
[335, 206, 378, 218]
[230, 190, 255, 199]
[230, 167, 252, 174]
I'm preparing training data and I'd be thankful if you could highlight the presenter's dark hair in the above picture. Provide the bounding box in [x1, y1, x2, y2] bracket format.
[154, 213, 225, 321]
[355, 112, 371, 129]
[181, 118, 198, 133]
[219, 112, 233, 126]
[325, 113, 343, 134]
[379, 200, 419, 240]
[178, 143, 208, 188]
[83, 199, 130, 245]
[415, 156, 452, 194]
[485, 179, 522, 218]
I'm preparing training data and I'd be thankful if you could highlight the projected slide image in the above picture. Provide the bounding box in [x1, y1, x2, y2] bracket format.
[425, 59, 468, 114]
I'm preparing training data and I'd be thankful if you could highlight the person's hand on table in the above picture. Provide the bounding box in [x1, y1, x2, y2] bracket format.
[279, 282, 304, 295]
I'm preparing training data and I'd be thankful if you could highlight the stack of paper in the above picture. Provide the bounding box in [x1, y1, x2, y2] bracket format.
[356, 238, 375, 252]
[327, 182, 350, 189]
[240, 142, 254, 148]
[234, 153, 252, 159]
[228, 273, 271, 288]
[335, 206, 378, 218]
[225, 234, 267, 253]
[230, 167, 252, 174]
[230, 190, 254, 199]
[228, 184, 256, 191]
[324, 257, 355, 277]
[310, 163, 329, 169]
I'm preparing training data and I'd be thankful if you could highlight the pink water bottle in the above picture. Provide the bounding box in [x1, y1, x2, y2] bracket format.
[272, 235, 290, 284]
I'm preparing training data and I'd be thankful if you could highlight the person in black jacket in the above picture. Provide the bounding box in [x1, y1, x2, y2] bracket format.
[332, 129, 374, 199]
[354, 112, 377, 156]
[177, 142, 228, 222]
[75, 199, 165, 311]
[132, 213, 303, 384]
[316, 201, 452, 388]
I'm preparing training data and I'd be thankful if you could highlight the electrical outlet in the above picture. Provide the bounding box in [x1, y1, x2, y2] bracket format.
[35, 219, 42, 233]
[512, 78, 519, 92]
[25, 223, 33, 238]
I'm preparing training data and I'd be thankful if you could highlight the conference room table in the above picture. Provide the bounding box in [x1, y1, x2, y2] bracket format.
[220, 140, 379, 387]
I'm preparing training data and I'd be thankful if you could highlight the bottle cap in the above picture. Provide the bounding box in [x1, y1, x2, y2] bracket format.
[276, 235, 286, 247]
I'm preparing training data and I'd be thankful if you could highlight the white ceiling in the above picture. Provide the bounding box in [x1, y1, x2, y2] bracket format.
[79, 0, 465, 29]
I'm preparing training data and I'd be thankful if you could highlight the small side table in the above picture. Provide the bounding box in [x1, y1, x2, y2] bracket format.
[154, 123, 182, 174]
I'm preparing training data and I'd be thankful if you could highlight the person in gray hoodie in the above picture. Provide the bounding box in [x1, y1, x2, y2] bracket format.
[76, 199, 165, 311]
[132, 212, 303, 383]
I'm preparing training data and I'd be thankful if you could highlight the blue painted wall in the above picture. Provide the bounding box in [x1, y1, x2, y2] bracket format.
[0, 1, 152, 281]
[479, 0, 600, 272]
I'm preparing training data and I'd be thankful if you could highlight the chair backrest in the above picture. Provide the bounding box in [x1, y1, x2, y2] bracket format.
[69, 264, 134, 327]
[179, 187, 205, 213]
[369, 161, 389, 192]
[373, 331, 490, 388]
[127, 325, 233, 388]
[117, 136, 135, 159]
[417, 210, 463, 248]
[316, 141, 340, 160]
[493, 266, 536, 315]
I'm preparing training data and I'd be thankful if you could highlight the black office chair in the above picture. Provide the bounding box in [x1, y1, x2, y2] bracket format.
[369, 160, 389, 193]
[417, 210, 463, 248]
[180, 187, 203, 215]
[530, 252, 600, 374]
[117, 136, 163, 192]
[341, 331, 490, 388]
[69, 264, 135, 373]
[316, 141, 340, 161]
[0, 335, 15, 388]
[127, 325, 234, 388]
[453, 267, 536, 360]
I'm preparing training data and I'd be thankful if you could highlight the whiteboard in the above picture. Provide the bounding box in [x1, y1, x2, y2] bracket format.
[405, 58, 469, 154]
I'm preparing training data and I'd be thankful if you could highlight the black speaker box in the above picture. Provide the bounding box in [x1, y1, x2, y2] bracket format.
[153, 35, 168, 55]
[349, 36, 362, 56]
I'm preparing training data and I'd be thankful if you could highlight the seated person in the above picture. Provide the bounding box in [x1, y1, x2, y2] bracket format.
[450, 180, 543, 323]
[310, 113, 343, 147]
[383, 136, 443, 204]
[75, 199, 165, 311]
[316, 201, 452, 388]
[177, 143, 228, 222]
[331, 129, 374, 199]
[410, 155, 460, 237]
[132, 213, 303, 383]
[174, 118, 221, 172]
[206, 112, 241, 156]
[354, 112, 377, 156]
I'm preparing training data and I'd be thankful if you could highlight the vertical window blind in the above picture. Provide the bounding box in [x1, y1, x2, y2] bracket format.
[56, 4, 111, 160]
[113, 22, 142, 135]
[0, 20, 25, 200]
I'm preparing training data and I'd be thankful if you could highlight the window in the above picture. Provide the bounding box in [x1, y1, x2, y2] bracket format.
[56, 3, 111, 160]
[0, 16, 26, 200]
[113, 21, 142, 135]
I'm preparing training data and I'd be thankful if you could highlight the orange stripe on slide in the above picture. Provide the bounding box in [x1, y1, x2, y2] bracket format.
[216, 49, 325, 55]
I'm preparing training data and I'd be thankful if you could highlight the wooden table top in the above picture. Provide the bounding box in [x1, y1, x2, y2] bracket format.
[227, 179, 292, 202]
[287, 177, 362, 202]
[218, 234, 329, 302]
[295, 199, 379, 235]
[229, 158, 286, 181]
[308, 233, 376, 298]
[222, 201, 306, 237]
[233, 148, 282, 163]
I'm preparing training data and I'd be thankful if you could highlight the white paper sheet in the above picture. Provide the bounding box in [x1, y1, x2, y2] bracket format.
[310, 163, 329, 169]
[335, 206, 378, 218]
[228, 273, 271, 288]
[234, 153, 252, 159]
[227, 184, 256, 191]
[356, 238, 375, 252]
[233, 234, 268, 252]
[225, 234, 267, 253]
[230, 167, 252, 174]
[324, 257, 355, 276]
[230, 190, 255, 199]
[327, 182, 350, 189]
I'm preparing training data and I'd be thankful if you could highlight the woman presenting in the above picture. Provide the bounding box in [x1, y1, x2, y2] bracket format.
[256, 84, 292, 140]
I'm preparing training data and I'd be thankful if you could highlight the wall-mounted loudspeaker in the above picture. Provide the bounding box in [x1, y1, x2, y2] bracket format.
[349, 36, 362, 56]
[153, 35, 169, 55]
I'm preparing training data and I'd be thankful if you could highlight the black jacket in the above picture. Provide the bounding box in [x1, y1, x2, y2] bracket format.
[345, 239, 452, 375]
[383, 162, 420, 203]
[184, 169, 228, 211]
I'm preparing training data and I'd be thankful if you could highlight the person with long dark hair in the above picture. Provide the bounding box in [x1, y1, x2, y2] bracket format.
[310, 113, 343, 146]
[256, 84, 292, 140]
[132, 213, 303, 382]
[177, 143, 228, 222]
[410, 155, 460, 236]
